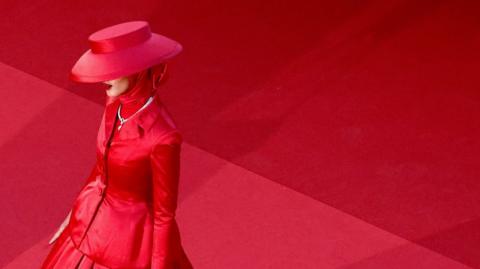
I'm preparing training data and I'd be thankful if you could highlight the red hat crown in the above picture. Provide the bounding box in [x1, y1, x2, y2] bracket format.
[88, 21, 152, 54]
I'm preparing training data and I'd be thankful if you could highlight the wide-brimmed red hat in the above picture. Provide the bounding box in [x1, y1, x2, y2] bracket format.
[70, 20, 182, 83]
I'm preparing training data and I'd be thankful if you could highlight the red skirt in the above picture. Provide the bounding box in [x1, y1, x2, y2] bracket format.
[41, 227, 111, 269]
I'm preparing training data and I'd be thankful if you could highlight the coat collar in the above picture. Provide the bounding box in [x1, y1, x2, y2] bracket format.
[103, 94, 162, 142]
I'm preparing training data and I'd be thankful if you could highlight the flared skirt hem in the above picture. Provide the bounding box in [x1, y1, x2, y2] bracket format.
[41, 227, 110, 269]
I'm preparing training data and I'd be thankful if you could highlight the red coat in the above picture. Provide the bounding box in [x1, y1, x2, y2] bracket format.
[66, 94, 193, 269]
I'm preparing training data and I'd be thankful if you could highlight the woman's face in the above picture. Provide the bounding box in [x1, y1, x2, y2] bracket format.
[103, 77, 130, 97]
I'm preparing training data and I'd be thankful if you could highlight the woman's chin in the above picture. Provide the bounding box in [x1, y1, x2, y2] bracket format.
[106, 88, 118, 97]
[105, 84, 129, 97]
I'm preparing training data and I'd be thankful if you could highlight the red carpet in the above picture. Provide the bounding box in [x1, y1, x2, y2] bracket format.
[1, 0, 479, 268]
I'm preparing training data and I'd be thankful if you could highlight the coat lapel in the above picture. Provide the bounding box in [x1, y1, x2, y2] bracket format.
[104, 95, 161, 142]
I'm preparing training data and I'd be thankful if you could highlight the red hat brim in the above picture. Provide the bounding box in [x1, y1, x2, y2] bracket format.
[70, 33, 182, 83]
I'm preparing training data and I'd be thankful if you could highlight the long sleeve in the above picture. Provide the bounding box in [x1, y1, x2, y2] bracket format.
[149, 131, 183, 268]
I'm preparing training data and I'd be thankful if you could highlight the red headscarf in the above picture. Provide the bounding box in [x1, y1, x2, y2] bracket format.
[106, 63, 168, 117]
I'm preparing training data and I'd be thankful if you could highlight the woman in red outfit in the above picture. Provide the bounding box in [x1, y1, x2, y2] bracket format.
[41, 21, 193, 269]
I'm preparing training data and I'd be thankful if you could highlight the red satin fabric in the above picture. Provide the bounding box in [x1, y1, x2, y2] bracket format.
[89, 22, 152, 54]
[40, 224, 111, 268]
[42, 68, 193, 269]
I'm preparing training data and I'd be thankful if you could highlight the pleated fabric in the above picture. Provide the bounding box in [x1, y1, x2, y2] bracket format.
[41, 227, 111, 269]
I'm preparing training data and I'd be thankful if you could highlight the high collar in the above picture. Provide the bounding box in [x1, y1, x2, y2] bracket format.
[103, 94, 162, 143]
